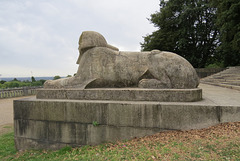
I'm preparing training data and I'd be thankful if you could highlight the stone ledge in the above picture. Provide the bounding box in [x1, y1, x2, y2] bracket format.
[14, 99, 219, 129]
[36, 88, 202, 102]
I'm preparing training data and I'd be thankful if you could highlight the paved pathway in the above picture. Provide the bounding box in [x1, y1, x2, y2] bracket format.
[199, 83, 240, 106]
[0, 96, 35, 126]
[0, 96, 35, 135]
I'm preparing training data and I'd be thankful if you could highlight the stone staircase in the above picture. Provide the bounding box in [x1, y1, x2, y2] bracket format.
[200, 66, 240, 91]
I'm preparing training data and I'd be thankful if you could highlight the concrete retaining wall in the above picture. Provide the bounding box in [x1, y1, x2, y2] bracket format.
[195, 68, 225, 78]
[14, 98, 240, 150]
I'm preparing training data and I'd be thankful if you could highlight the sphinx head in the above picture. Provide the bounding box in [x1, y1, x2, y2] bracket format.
[76, 31, 119, 64]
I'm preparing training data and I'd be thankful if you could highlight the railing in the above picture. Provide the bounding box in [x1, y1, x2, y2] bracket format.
[0, 87, 42, 99]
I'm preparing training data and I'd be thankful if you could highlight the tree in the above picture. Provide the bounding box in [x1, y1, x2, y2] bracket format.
[39, 79, 46, 85]
[0, 80, 6, 84]
[31, 76, 36, 82]
[31, 81, 43, 86]
[213, 0, 240, 66]
[141, 0, 219, 68]
[53, 76, 61, 80]
[4, 81, 20, 88]
[12, 78, 19, 82]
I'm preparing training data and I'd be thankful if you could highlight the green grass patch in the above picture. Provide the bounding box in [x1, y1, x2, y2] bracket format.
[1, 130, 239, 160]
[0, 132, 16, 159]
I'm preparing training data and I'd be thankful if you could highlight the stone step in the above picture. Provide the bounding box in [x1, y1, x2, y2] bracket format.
[218, 74, 240, 77]
[201, 78, 226, 82]
[222, 82, 240, 86]
[203, 76, 240, 80]
[224, 79, 240, 82]
[201, 82, 240, 91]
[200, 66, 240, 88]
[211, 77, 225, 79]
[201, 78, 240, 82]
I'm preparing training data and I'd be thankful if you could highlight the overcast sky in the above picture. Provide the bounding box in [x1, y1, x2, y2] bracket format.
[0, 0, 160, 77]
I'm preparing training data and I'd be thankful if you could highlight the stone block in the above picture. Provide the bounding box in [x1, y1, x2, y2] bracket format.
[86, 125, 163, 145]
[160, 105, 219, 130]
[14, 119, 48, 141]
[107, 103, 161, 128]
[64, 102, 108, 124]
[14, 137, 70, 151]
[48, 122, 87, 145]
[220, 106, 240, 123]
[14, 100, 66, 121]
[48, 122, 76, 144]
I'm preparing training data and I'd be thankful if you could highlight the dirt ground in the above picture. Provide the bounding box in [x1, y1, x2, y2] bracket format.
[0, 96, 34, 135]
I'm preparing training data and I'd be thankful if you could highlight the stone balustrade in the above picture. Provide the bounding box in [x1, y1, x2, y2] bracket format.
[0, 87, 42, 99]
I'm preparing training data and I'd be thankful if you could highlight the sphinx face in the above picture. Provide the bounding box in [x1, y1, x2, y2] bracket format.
[76, 43, 83, 64]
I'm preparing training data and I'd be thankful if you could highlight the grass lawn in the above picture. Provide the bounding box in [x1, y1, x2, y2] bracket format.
[0, 122, 239, 160]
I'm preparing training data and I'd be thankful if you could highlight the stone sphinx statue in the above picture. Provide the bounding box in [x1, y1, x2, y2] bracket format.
[44, 31, 199, 89]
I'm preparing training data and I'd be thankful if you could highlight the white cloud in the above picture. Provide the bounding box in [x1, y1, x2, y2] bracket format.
[0, 0, 159, 77]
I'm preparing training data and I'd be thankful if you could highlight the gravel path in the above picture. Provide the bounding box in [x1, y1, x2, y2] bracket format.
[0, 96, 35, 135]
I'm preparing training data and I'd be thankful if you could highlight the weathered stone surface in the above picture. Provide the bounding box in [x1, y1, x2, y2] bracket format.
[14, 123, 163, 150]
[14, 137, 71, 151]
[86, 125, 162, 145]
[159, 105, 220, 130]
[138, 79, 171, 88]
[220, 106, 240, 122]
[36, 88, 202, 102]
[44, 31, 199, 89]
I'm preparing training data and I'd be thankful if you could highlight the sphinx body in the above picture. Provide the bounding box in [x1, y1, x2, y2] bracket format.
[44, 31, 199, 89]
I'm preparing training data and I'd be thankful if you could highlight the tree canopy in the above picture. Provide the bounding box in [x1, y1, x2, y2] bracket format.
[213, 0, 240, 67]
[141, 0, 240, 68]
[53, 76, 61, 80]
[31, 76, 36, 82]
[0, 79, 45, 89]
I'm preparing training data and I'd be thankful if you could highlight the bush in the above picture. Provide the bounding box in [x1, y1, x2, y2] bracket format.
[0, 84, 6, 89]
[205, 62, 224, 69]
[0, 80, 6, 84]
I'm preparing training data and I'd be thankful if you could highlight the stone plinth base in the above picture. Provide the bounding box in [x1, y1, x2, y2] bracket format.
[36, 88, 202, 102]
[14, 98, 240, 150]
